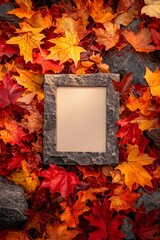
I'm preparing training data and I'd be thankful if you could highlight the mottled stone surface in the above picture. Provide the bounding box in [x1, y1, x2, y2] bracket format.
[121, 218, 136, 240]
[0, 3, 20, 27]
[136, 190, 160, 213]
[44, 73, 120, 165]
[0, 177, 28, 230]
[103, 45, 160, 85]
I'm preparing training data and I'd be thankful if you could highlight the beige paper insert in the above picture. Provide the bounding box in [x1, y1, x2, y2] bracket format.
[56, 87, 106, 152]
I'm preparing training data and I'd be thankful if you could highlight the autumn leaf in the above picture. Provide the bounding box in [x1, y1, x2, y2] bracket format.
[144, 67, 160, 97]
[85, 199, 124, 240]
[116, 144, 155, 191]
[10, 160, 40, 198]
[124, 28, 155, 52]
[94, 22, 119, 51]
[0, 118, 26, 145]
[45, 222, 81, 240]
[0, 74, 24, 109]
[39, 164, 80, 200]
[109, 185, 140, 212]
[60, 187, 107, 227]
[131, 115, 159, 131]
[5, 231, 29, 240]
[7, 0, 35, 19]
[6, 23, 45, 63]
[141, 0, 160, 19]
[88, 0, 117, 23]
[46, 32, 86, 67]
[13, 69, 44, 102]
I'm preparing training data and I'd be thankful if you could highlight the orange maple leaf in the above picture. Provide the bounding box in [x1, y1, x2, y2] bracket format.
[46, 32, 86, 67]
[45, 222, 81, 240]
[116, 144, 155, 191]
[94, 22, 119, 50]
[124, 28, 155, 52]
[6, 23, 45, 63]
[10, 160, 40, 199]
[144, 67, 160, 97]
[109, 185, 140, 212]
[5, 231, 29, 240]
[7, 0, 35, 19]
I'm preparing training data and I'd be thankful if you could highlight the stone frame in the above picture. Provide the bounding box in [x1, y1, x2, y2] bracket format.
[44, 73, 119, 165]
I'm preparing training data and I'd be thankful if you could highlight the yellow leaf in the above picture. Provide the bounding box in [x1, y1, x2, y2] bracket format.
[46, 32, 86, 67]
[6, 32, 45, 63]
[10, 160, 40, 198]
[13, 70, 44, 101]
[7, 0, 35, 19]
[144, 67, 160, 97]
[116, 144, 155, 191]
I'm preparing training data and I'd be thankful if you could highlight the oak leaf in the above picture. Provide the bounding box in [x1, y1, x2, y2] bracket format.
[7, 0, 35, 19]
[144, 67, 160, 97]
[94, 22, 119, 51]
[109, 185, 140, 211]
[10, 160, 40, 198]
[39, 164, 80, 200]
[45, 222, 81, 240]
[124, 28, 155, 52]
[13, 69, 44, 102]
[0, 74, 24, 109]
[6, 23, 45, 63]
[46, 32, 86, 67]
[116, 144, 155, 191]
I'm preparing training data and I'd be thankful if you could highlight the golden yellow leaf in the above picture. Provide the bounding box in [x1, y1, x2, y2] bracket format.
[116, 144, 155, 191]
[46, 32, 86, 67]
[13, 70, 44, 101]
[94, 22, 119, 50]
[10, 160, 40, 198]
[6, 32, 45, 63]
[131, 116, 158, 131]
[7, 0, 35, 19]
[144, 67, 160, 97]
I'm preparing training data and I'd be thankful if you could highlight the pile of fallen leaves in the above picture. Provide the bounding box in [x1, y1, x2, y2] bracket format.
[0, 0, 160, 239]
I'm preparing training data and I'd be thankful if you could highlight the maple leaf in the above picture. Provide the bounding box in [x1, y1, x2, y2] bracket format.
[39, 164, 80, 200]
[6, 23, 45, 63]
[109, 185, 140, 212]
[85, 199, 124, 240]
[5, 231, 30, 240]
[46, 32, 86, 67]
[114, 8, 138, 27]
[13, 69, 44, 102]
[88, 0, 117, 23]
[131, 115, 159, 131]
[0, 74, 24, 109]
[33, 47, 64, 74]
[60, 187, 107, 227]
[0, 118, 26, 145]
[116, 144, 155, 191]
[124, 28, 155, 52]
[45, 222, 81, 240]
[94, 22, 119, 51]
[144, 67, 160, 97]
[10, 160, 40, 198]
[7, 0, 35, 19]
[110, 169, 125, 184]
[151, 28, 160, 50]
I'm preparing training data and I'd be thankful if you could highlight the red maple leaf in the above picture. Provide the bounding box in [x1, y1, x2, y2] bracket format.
[39, 164, 80, 200]
[0, 74, 24, 109]
[85, 199, 124, 240]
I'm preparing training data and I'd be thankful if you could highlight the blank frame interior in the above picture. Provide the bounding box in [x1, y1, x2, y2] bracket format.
[56, 87, 106, 152]
[44, 73, 120, 165]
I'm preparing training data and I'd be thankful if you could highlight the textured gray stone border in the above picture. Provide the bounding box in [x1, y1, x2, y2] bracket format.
[44, 73, 119, 165]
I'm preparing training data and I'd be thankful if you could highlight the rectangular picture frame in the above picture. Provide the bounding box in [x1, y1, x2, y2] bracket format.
[44, 73, 119, 165]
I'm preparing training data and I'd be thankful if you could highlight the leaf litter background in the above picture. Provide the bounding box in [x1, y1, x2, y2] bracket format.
[0, 0, 160, 239]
